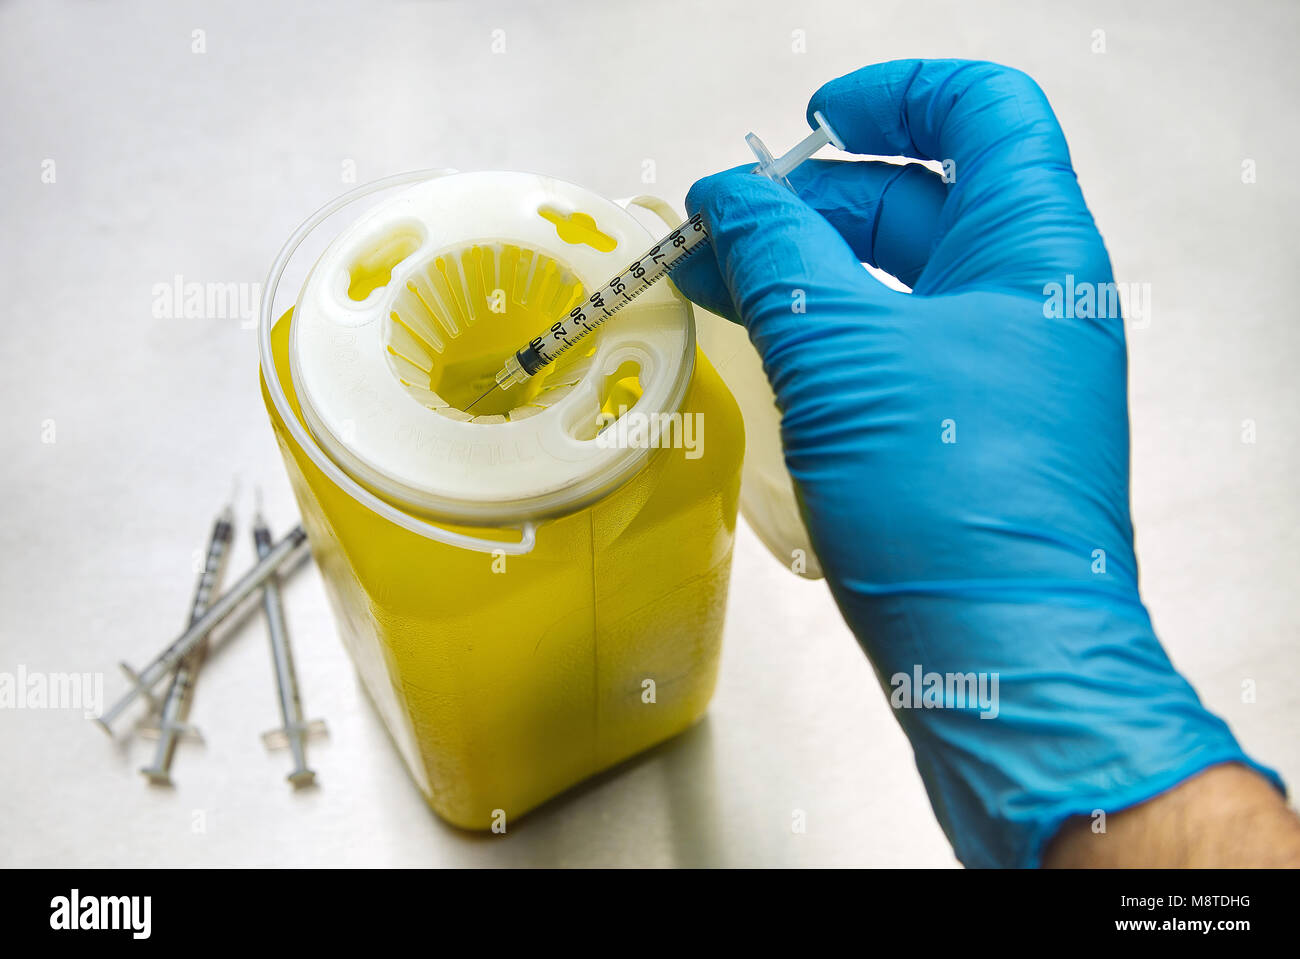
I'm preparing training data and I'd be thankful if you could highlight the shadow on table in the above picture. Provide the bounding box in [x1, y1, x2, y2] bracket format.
[431, 715, 726, 867]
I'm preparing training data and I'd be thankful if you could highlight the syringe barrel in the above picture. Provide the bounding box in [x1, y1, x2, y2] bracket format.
[187, 510, 233, 626]
[500, 213, 710, 384]
[515, 343, 549, 378]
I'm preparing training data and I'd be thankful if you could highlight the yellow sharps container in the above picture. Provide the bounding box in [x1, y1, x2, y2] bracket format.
[259, 170, 774, 828]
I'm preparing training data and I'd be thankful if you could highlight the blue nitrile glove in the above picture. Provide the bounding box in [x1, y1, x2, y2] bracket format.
[672, 59, 1283, 868]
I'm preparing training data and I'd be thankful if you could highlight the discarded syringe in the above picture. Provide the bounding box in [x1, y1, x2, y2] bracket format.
[96, 524, 310, 734]
[253, 499, 325, 787]
[464, 111, 844, 412]
[139, 498, 236, 785]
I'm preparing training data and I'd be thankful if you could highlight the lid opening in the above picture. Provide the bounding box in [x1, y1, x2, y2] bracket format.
[382, 240, 593, 418]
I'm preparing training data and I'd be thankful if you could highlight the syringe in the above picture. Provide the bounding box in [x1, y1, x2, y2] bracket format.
[96, 524, 310, 734]
[253, 499, 326, 788]
[463, 111, 843, 412]
[139, 498, 236, 785]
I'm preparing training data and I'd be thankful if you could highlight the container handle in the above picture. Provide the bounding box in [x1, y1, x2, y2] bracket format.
[617, 194, 684, 233]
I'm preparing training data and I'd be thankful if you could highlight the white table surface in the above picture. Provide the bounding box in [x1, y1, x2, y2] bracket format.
[1, 0, 1295, 867]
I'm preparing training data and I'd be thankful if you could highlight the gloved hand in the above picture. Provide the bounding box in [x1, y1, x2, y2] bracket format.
[672, 59, 1283, 868]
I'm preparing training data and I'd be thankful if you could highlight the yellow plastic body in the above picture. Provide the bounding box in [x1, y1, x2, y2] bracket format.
[261, 310, 744, 828]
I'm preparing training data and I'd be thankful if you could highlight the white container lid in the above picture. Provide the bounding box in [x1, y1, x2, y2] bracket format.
[288, 172, 694, 526]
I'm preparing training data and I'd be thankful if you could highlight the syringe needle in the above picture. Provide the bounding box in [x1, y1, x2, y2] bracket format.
[463, 383, 501, 413]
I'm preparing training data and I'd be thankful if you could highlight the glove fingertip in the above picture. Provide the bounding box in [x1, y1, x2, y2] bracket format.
[806, 88, 830, 131]
[686, 164, 759, 215]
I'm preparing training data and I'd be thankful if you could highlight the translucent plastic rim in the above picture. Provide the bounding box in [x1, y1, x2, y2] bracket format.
[258, 169, 538, 555]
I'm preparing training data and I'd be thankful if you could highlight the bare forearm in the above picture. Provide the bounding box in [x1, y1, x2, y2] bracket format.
[1044, 763, 1300, 867]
